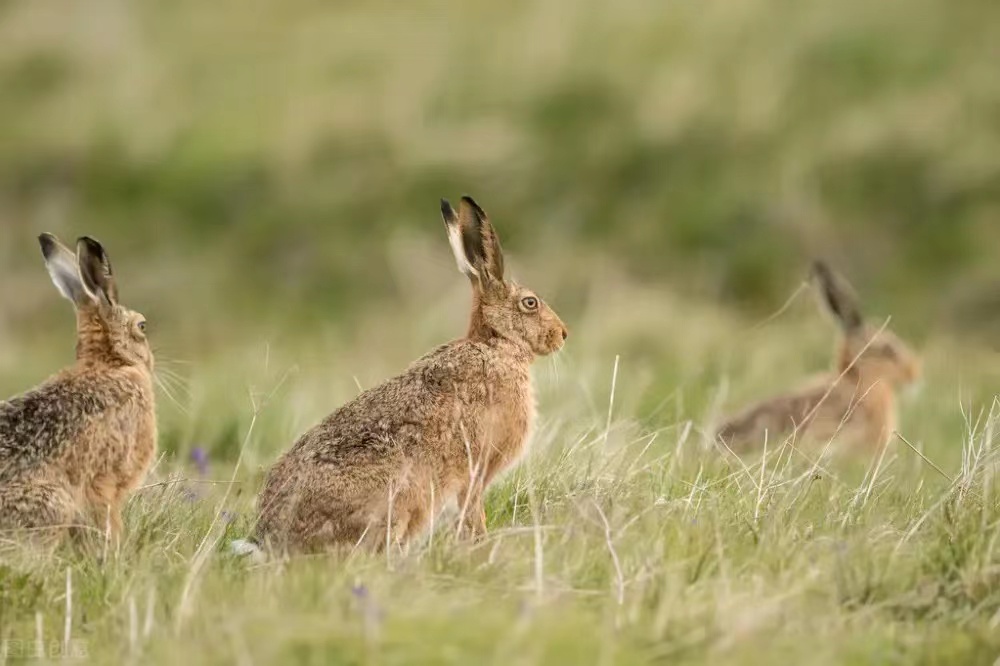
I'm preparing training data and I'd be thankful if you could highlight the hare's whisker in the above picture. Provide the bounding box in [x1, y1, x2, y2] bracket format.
[155, 376, 190, 415]
[156, 368, 190, 389]
[155, 371, 191, 399]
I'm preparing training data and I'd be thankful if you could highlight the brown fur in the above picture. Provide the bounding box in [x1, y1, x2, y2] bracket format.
[0, 234, 156, 546]
[715, 262, 920, 456]
[254, 196, 568, 552]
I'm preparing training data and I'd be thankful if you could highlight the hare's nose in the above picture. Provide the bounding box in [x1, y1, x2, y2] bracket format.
[561, 327, 569, 342]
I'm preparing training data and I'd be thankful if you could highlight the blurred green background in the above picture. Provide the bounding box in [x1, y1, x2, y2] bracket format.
[0, 0, 997, 463]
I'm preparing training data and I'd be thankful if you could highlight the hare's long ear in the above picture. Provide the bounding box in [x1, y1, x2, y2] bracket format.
[460, 196, 504, 283]
[812, 261, 863, 332]
[76, 236, 118, 308]
[442, 198, 480, 280]
[39, 233, 90, 306]
[441, 195, 505, 284]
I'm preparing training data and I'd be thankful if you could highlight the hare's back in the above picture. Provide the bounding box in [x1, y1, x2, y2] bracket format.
[718, 383, 831, 449]
[0, 374, 121, 474]
[289, 342, 486, 464]
[313, 378, 454, 457]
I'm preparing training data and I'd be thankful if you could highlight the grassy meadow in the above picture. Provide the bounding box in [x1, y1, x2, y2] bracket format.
[1, 0, 999, 663]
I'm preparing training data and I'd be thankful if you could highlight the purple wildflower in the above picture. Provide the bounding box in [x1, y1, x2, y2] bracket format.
[191, 447, 209, 477]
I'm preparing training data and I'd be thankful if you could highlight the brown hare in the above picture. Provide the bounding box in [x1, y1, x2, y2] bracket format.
[715, 261, 920, 456]
[0, 234, 156, 546]
[247, 196, 568, 554]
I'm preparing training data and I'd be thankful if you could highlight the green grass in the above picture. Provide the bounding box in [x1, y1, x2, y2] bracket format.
[1, 285, 998, 664]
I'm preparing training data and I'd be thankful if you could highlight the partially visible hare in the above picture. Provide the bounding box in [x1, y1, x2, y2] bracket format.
[249, 196, 568, 553]
[715, 262, 920, 455]
[0, 234, 156, 546]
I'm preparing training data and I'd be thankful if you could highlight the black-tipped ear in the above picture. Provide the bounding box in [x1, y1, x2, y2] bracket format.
[458, 197, 487, 274]
[459, 195, 504, 282]
[812, 261, 863, 331]
[460, 195, 487, 221]
[442, 198, 478, 278]
[441, 198, 457, 222]
[39, 233, 59, 260]
[441, 195, 505, 284]
[76, 236, 118, 307]
[40, 233, 89, 306]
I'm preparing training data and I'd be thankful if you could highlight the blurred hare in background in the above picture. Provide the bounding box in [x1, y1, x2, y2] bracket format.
[715, 261, 921, 456]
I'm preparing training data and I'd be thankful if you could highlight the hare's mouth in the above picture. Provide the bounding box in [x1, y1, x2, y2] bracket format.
[541, 334, 567, 356]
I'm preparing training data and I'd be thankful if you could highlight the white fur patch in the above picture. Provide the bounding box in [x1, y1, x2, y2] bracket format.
[44, 252, 87, 305]
[230, 539, 267, 564]
[446, 222, 479, 278]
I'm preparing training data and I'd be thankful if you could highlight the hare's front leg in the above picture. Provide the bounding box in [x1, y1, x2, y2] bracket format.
[859, 386, 897, 455]
[86, 481, 123, 547]
[457, 483, 487, 539]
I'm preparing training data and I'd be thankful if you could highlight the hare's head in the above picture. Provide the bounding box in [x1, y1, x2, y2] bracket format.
[441, 196, 568, 357]
[812, 261, 919, 387]
[39, 234, 153, 372]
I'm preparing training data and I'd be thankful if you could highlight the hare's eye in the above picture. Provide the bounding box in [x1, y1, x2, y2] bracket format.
[137, 321, 147, 333]
[521, 296, 539, 312]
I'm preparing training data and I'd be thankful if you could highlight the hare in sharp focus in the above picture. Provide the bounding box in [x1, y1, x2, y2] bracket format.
[0, 234, 156, 546]
[714, 261, 920, 456]
[251, 196, 568, 553]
